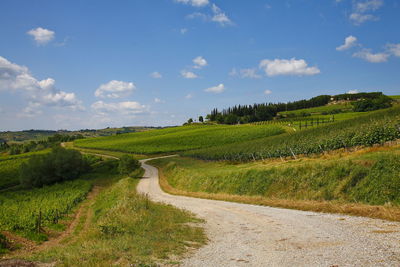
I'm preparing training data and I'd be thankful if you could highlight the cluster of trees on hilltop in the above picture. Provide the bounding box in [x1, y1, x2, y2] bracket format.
[206, 95, 331, 124]
[202, 92, 390, 125]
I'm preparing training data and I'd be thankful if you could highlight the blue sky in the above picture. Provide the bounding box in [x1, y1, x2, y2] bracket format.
[0, 0, 399, 130]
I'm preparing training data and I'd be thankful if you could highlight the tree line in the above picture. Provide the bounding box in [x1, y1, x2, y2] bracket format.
[198, 92, 389, 125]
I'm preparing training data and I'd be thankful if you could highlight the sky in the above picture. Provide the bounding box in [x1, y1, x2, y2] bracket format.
[0, 0, 399, 131]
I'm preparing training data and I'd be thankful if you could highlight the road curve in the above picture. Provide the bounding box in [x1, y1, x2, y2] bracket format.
[137, 157, 400, 267]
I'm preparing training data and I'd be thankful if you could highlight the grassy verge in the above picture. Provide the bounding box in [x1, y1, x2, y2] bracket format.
[29, 175, 206, 266]
[151, 145, 400, 221]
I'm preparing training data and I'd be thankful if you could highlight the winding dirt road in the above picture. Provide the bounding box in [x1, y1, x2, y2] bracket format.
[137, 157, 400, 267]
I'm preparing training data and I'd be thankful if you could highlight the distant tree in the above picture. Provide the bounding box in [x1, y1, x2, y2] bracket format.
[224, 114, 239, 125]
[187, 118, 193, 124]
[199, 116, 204, 123]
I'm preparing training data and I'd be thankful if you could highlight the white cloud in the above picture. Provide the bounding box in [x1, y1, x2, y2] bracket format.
[186, 4, 233, 26]
[259, 58, 320, 77]
[350, 0, 383, 25]
[91, 101, 147, 116]
[0, 56, 83, 115]
[386, 43, 400, 57]
[204, 83, 225, 93]
[185, 93, 193, 99]
[264, 89, 272, 95]
[150, 71, 162, 79]
[193, 56, 207, 68]
[154, 98, 165, 103]
[94, 80, 135, 99]
[353, 49, 389, 63]
[27, 27, 55, 45]
[174, 0, 209, 7]
[211, 4, 232, 26]
[336, 35, 358, 51]
[181, 70, 198, 79]
[180, 28, 188, 34]
[347, 89, 360, 94]
[240, 68, 261, 79]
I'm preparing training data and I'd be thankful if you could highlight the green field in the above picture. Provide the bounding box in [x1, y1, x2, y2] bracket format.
[278, 102, 353, 116]
[151, 145, 400, 209]
[75, 124, 285, 154]
[0, 150, 50, 190]
[184, 106, 400, 161]
[0, 179, 92, 240]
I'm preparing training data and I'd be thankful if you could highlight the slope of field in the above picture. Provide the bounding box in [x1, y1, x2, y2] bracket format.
[74, 124, 285, 154]
[278, 102, 353, 116]
[184, 106, 400, 161]
[151, 144, 400, 220]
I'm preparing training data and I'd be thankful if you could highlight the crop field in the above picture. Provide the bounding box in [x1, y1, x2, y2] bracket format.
[278, 102, 353, 116]
[184, 106, 400, 161]
[75, 124, 285, 154]
[0, 179, 91, 239]
[151, 145, 400, 208]
[0, 150, 50, 190]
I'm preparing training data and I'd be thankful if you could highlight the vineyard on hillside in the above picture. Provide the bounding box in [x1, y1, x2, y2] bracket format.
[183, 106, 400, 161]
[0, 180, 91, 238]
[74, 124, 285, 154]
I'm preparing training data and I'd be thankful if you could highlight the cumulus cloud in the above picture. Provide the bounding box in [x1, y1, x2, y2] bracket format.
[353, 49, 389, 63]
[386, 43, 400, 57]
[336, 36, 358, 51]
[204, 83, 225, 93]
[259, 58, 320, 77]
[94, 80, 135, 99]
[181, 70, 198, 79]
[91, 101, 147, 116]
[229, 68, 261, 79]
[264, 89, 272, 95]
[193, 56, 208, 69]
[185, 93, 193, 99]
[350, 0, 383, 25]
[174, 0, 209, 7]
[150, 71, 162, 79]
[27, 27, 55, 45]
[180, 28, 188, 34]
[154, 98, 165, 103]
[0, 56, 83, 116]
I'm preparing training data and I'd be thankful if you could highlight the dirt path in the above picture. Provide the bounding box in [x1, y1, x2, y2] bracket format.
[137, 157, 400, 267]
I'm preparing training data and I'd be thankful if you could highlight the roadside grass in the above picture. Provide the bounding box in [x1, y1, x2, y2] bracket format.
[150, 144, 400, 221]
[28, 175, 206, 266]
[74, 124, 285, 154]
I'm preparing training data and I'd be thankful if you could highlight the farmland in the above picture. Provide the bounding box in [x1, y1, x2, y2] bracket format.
[184, 106, 400, 161]
[0, 180, 91, 241]
[75, 124, 285, 154]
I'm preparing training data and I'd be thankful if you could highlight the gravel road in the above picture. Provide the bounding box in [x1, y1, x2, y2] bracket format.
[137, 157, 400, 267]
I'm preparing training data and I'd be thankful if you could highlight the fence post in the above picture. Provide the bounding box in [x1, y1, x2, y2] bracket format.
[289, 147, 297, 160]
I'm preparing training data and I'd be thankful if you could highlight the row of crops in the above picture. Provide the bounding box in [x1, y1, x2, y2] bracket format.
[0, 180, 91, 234]
[183, 106, 400, 161]
[75, 124, 285, 154]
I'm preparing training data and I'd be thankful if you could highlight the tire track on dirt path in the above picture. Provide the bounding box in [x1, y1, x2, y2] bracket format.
[138, 157, 400, 267]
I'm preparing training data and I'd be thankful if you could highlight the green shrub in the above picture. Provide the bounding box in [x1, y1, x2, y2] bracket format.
[118, 155, 140, 175]
[19, 147, 90, 188]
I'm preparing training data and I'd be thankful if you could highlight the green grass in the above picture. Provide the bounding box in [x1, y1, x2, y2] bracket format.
[31, 177, 206, 266]
[74, 124, 285, 154]
[151, 146, 400, 207]
[184, 106, 400, 161]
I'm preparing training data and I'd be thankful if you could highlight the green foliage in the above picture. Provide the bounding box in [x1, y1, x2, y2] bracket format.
[118, 155, 140, 175]
[152, 152, 400, 206]
[19, 147, 90, 188]
[0, 233, 8, 253]
[352, 95, 393, 112]
[0, 180, 91, 236]
[184, 106, 400, 161]
[75, 124, 285, 154]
